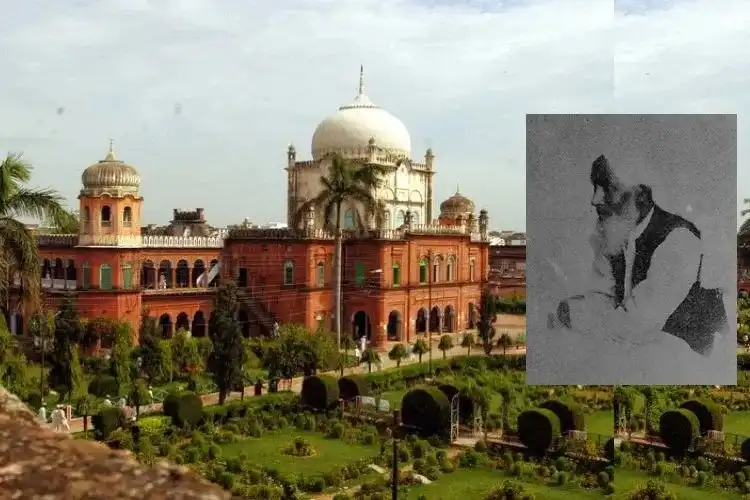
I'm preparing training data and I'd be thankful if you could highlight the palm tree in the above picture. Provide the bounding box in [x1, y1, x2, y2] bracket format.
[1, 153, 69, 321]
[43, 208, 79, 234]
[293, 153, 387, 349]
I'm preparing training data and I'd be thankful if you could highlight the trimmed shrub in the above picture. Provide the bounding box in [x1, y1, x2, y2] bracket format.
[679, 398, 724, 433]
[338, 375, 370, 401]
[659, 408, 699, 452]
[401, 387, 451, 437]
[604, 438, 615, 463]
[437, 383, 473, 423]
[539, 399, 585, 433]
[742, 438, 750, 462]
[517, 408, 561, 453]
[26, 390, 43, 410]
[301, 375, 340, 410]
[166, 392, 204, 428]
[88, 374, 118, 398]
[92, 407, 126, 440]
[162, 391, 182, 419]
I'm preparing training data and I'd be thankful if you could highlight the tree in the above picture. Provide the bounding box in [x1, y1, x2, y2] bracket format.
[129, 379, 150, 419]
[263, 324, 336, 382]
[497, 384, 513, 435]
[461, 332, 474, 356]
[109, 322, 133, 394]
[412, 339, 430, 363]
[70, 348, 86, 401]
[239, 340, 262, 400]
[48, 298, 82, 401]
[361, 347, 380, 373]
[340, 335, 357, 376]
[497, 332, 513, 355]
[388, 343, 407, 367]
[438, 334, 453, 359]
[138, 310, 164, 382]
[208, 281, 247, 405]
[292, 154, 387, 349]
[0, 318, 30, 397]
[74, 394, 98, 433]
[477, 290, 497, 355]
[0, 152, 69, 320]
[43, 208, 79, 234]
[171, 330, 201, 378]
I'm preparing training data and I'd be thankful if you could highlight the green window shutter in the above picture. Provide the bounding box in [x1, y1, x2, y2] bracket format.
[284, 261, 294, 285]
[82, 264, 91, 289]
[100, 265, 112, 290]
[122, 265, 133, 289]
[392, 264, 401, 287]
[355, 263, 365, 284]
[419, 260, 428, 284]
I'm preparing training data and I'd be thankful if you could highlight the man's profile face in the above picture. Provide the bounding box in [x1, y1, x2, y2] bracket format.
[590, 155, 639, 254]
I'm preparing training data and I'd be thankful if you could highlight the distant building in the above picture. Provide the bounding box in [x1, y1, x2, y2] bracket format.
[489, 231, 525, 299]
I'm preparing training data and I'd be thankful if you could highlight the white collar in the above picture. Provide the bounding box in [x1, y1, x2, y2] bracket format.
[631, 206, 655, 240]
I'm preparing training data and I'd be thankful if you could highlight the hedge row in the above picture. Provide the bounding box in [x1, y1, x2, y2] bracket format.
[338, 375, 370, 401]
[539, 399, 585, 434]
[301, 375, 340, 411]
[679, 398, 723, 433]
[517, 408, 561, 453]
[401, 386, 451, 437]
[202, 392, 297, 425]
[659, 409, 700, 452]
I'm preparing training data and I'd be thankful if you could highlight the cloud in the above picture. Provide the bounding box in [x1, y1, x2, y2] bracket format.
[0, 0, 746, 231]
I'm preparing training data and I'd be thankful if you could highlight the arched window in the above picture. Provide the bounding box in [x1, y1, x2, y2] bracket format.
[123, 206, 133, 227]
[101, 206, 112, 226]
[343, 209, 356, 229]
[446, 256, 455, 282]
[392, 263, 401, 287]
[469, 258, 476, 282]
[283, 260, 294, 286]
[316, 262, 325, 287]
[432, 255, 442, 283]
[419, 258, 428, 284]
[100, 264, 112, 290]
[81, 262, 91, 289]
[121, 264, 133, 289]
[396, 210, 405, 227]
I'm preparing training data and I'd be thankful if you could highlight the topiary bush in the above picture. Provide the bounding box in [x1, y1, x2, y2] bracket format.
[436, 383, 474, 423]
[679, 398, 724, 433]
[604, 437, 615, 463]
[165, 392, 204, 428]
[88, 374, 118, 398]
[92, 406, 126, 440]
[338, 375, 370, 401]
[301, 375, 340, 410]
[659, 408, 700, 452]
[539, 399, 585, 433]
[742, 438, 750, 462]
[517, 408, 561, 454]
[401, 387, 451, 438]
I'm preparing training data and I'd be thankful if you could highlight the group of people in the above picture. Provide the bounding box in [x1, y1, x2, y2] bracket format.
[37, 404, 71, 433]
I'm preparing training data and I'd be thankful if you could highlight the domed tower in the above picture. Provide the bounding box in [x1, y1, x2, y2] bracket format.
[438, 187, 476, 227]
[78, 140, 143, 247]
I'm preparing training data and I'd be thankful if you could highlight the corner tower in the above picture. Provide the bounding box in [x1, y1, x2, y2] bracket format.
[78, 140, 143, 247]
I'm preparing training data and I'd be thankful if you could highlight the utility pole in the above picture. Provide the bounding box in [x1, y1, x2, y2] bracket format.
[428, 250, 433, 377]
[391, 410, 401, 500]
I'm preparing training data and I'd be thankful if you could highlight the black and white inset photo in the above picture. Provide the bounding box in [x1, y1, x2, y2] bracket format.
[526, 114, 737, 385]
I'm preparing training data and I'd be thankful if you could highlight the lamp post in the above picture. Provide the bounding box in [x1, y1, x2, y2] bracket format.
[389, 410, 403, 500]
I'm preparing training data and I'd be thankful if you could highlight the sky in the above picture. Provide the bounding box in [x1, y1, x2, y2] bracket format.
[0, 0, 747, 231]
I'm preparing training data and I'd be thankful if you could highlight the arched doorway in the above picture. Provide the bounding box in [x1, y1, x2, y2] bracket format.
[429, 306, 441, 333]
[53, 258, 65, 280]
[10, 312, 23, 335]
[468, 303, 477, 329]
[238, 268, 248, 288]
[352, 311, 371, 341]
[192, 259, 205, 287]
[192, 311, 206, 337]
[387, 310, 402, 341]
[416, 308, 427, 334]
[65, 259, 77, 284]
[238, 310, 250, 338]
[158, 260, 172, 289]
[159, 314, 172, 338]
[141, 260, 156, 289]
[444, 305, 455, 333]
[175, 312, 190, 333]
[176, 260, 190, 288]
[209, 259, 220, 287]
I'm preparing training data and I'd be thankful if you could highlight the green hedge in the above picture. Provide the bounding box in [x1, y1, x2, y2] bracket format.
[742, 437, 750, 461]
[659, 408, 700, 452]
[539, 399, 586, 434]
[362, 354, 526, 392]
[517, 408, 561, 453]
[401, 386, 451, 437]
[436, 383, 473, 423]
[300, 375, 340, 411]
[338, 375, 370, 401]
[738, 353, 750, 371]
[88, 375, 118, 398]
[162, 391, 204, 428]
[679, 398, 724, 433]
[92, 407, 126, 440]
[202, 392, 297, 425]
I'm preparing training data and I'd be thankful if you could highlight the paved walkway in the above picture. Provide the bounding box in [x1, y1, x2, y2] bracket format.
[61, 340, 525, 433]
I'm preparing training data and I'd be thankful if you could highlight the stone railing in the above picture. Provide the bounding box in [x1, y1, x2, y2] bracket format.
[408, 224, 466, 236]
[141, 235, 225, 248]
[35, 234, 78, 247]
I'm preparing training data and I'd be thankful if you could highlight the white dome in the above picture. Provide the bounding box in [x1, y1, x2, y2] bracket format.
[311, 68, 411, 161]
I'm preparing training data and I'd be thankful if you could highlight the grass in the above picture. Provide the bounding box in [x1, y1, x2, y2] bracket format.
[406, 468, 602, 499]
[220, 429, 378, 476]
[615, 469, 740, 499]
[587, 410, 613, 436]
[723, 411, 750, 437]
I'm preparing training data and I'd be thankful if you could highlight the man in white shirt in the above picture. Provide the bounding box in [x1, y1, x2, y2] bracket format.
[545, 155, 730, 384]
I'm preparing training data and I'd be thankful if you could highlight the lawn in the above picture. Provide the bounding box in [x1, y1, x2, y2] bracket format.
[406, 468, 602, 499]
[220, 429, 379, 476]
[587, 410, 613, 436]
[615, 469, 740, 499]
[723, 411, 750, 437]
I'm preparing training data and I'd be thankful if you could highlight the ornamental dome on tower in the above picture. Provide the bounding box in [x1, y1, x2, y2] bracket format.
[310, 66, 411, 161]
[80, 140, 141, 197]
[439, 187, 476, 217]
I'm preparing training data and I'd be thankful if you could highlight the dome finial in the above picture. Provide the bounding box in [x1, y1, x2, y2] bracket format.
[105, 138, 115, 160]
[456, 184, 460, 194]
[358, 64, 365, 96]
